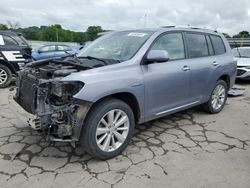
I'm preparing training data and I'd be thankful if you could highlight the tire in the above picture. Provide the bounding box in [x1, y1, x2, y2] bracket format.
[81, 98, 135, 160]
[202, 80, 228, 114]
[0, 65, 12, 88]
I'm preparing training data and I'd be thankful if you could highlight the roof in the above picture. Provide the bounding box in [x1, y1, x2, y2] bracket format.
[0, 30, 21, 36]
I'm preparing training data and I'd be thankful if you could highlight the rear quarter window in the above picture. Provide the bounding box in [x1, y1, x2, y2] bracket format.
[210, 35, 226, 55]
[13, 35, 28, 46]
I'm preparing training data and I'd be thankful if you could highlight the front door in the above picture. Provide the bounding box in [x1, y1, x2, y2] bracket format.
[142, 32, 191, 120]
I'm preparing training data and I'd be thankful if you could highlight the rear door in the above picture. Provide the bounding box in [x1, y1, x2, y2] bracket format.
[183, 32, 216, 102]
[0, 34, 26, 66]
[142, 32, 191, 120]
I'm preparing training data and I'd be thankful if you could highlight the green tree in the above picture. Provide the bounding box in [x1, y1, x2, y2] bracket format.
[3, 24, 103, 43]
[0, 24, 8, 30]
[40, 25, 62, 41]
[223, 33, 231, 38]
[233, 31, 250, 38]
[15, 26, 40, 40]
[86, 26, 103, 41]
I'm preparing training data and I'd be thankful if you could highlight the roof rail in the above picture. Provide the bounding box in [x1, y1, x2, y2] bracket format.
[161, 25, 176, 28]
[161, 25, 218, 33]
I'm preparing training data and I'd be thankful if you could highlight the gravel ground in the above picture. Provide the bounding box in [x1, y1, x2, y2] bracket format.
[0, 82, 249, 188]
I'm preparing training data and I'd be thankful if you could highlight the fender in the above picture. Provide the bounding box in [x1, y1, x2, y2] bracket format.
[0, 59, 18, 73]
[62, 62, 145, 120]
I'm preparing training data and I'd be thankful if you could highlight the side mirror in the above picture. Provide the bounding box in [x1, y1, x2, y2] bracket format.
[145, 50, 169, 63]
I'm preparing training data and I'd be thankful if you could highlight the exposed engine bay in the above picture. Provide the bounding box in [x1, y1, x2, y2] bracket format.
[14, 59, 94, 144]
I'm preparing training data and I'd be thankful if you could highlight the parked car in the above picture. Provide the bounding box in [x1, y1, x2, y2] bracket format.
[32, 44, 78, 60]
[0, 31, 32, 88]
[14, 27, 236, 159]
[232, 47, 250, 80]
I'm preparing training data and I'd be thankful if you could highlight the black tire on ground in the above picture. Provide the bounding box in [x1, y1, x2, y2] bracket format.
[80, 98, 135, 160]
[202, 79, 228, 114]
[0, 64, 12, 88]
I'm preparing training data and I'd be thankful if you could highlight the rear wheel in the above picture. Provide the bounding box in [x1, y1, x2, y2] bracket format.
[0, 65, 12, 88]
[202, 80, 228, 114]
[81, 98, 135, 160]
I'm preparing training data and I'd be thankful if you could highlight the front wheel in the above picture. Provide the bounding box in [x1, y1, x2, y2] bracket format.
[81, 98, 135, 160]
[0, 65, 12, 88]
[202, 80, 228, 114]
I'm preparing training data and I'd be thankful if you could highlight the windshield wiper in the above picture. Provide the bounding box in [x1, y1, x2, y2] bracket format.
[78, 56, 108, 65]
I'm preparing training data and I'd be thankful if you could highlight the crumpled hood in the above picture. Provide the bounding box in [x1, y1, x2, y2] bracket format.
[235, 57, 250, 66]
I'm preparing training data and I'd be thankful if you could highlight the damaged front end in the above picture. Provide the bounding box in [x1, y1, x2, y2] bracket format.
[14, 59, 92, 144]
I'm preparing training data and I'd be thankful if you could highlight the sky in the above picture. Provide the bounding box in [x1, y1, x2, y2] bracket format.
[0, 0, 249, 35]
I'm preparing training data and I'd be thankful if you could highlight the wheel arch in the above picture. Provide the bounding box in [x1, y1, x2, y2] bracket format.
[218, 74, 230, 89]
[0, 60, 16, 74]
[87, 92, 141, 124]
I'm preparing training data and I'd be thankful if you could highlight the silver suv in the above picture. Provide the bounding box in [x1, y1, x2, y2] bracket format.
[15, 27, 237, 159]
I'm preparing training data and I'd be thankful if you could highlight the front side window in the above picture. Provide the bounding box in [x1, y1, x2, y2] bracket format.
[151, 33, 185, 60]
[186, 33, 208, 58]
[77, 31, 153, 61]
[39, 45, 56, 52]
[210, 35, 226, 55]
[3, 35, 18, 46]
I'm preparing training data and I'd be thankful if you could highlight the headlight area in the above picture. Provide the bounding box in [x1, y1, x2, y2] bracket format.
[31, 81, 90, 144]
[49, 81, 84, 106]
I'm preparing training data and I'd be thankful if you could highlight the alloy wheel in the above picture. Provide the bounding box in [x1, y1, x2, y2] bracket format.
[211, 84, 226, 110]
[0, 68, 7, 85]
[96, 109, 129, 152]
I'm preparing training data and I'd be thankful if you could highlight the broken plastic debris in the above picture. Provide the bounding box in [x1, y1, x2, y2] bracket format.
[228, 87, 246, 97]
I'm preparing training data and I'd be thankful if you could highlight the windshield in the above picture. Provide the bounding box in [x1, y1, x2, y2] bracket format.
[77, 31, 153, 61]
[232, 48, 250, 58]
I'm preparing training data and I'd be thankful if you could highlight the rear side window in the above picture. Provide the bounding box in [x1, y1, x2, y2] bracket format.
[151, 33, 185, 60]
[13, 35, 28, 46]
[3, 35, 18, 46]
[58, 45, 71, 51]
[186, 33, 208, 58]
[210, 35, 226, 55]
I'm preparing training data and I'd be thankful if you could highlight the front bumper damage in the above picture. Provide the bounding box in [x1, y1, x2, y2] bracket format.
[14, 71, 92, 145]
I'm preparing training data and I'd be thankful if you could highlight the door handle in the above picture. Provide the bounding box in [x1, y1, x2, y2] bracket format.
[213, 61, 219, 66]
[182, 65, 190, 71]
